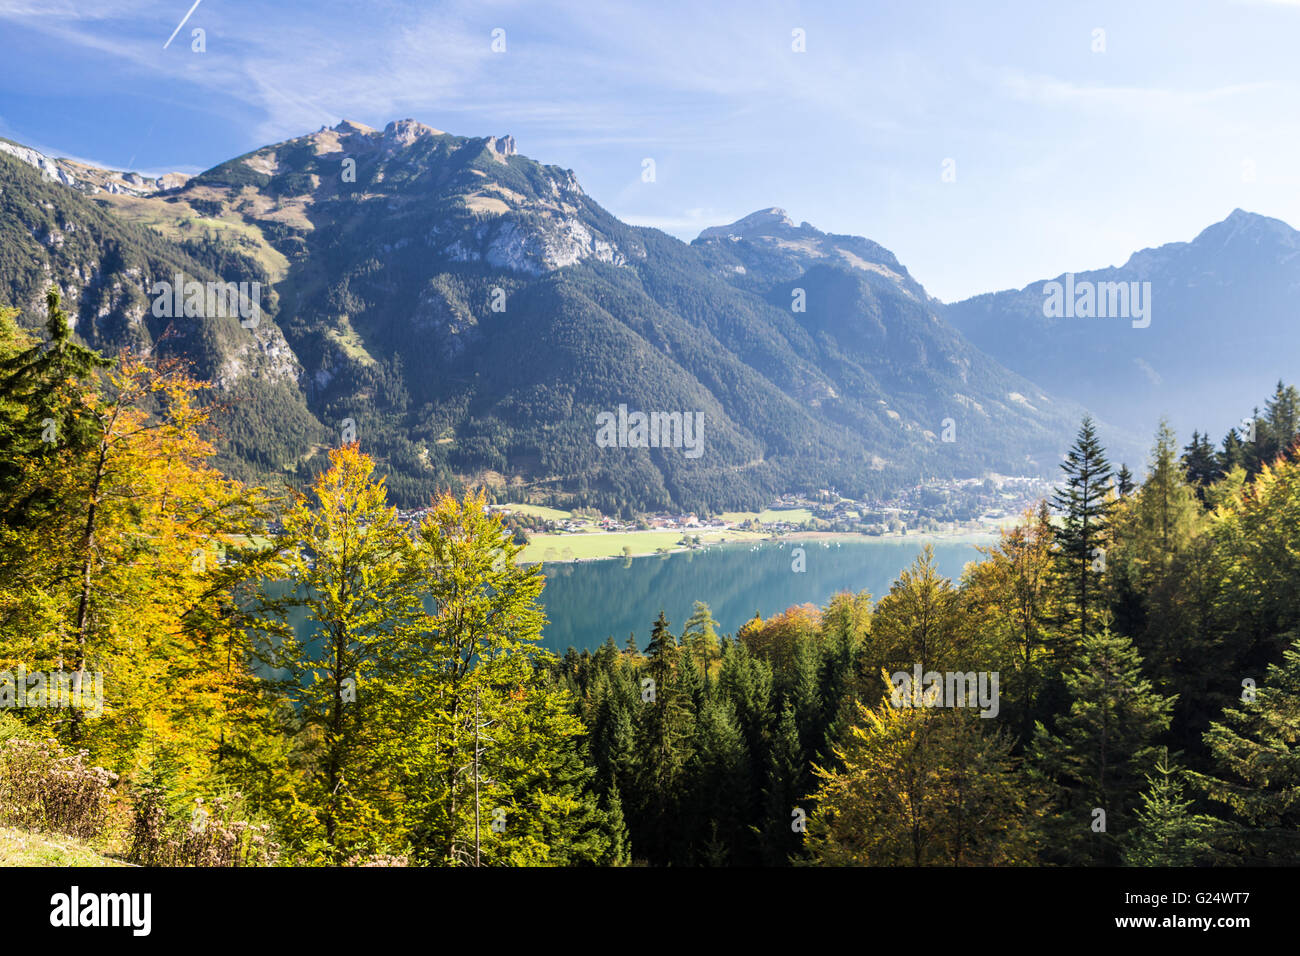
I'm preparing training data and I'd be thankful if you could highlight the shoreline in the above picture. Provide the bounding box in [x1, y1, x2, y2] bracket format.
[519, 524, 1004, 566]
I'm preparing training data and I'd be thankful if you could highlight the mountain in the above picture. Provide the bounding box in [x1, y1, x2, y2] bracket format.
[0, 121, 1078, 512]
[0, 144, 323, 482]
[689, 207, 1079, 459]
[944, 209, 1300, 454]
[0, 138, 189, 197]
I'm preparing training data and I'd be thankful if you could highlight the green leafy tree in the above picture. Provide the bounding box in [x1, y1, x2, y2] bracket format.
[806, 678, 1034, 866]
[396, 488, 609, 866]
[257, 443, 419, 859]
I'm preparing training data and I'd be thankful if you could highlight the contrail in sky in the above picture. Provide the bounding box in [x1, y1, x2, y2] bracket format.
[163, 0, 204, 49]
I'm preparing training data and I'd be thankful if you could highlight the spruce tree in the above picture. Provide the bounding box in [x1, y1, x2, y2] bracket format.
[601, 782, 631, 866]
[1051, 417, 1113, 647]
[1029, 627, 1174, 864]
[686, 695, 751, 864]
[1219, 427, 1246, 475]
[0, 289, 111, 524]
[632, 612, 696, 864]
[1189, 634, 1300, 863]
[1181, 430, 1221, 500]
[1260, 380, 1300, 468]
[1123, 748, 1216, 866]
[757, 700, 807, 865]
[718, 640, 775, 862]
[1115, 464, 1135, 498]
[682, 600, 721, 673]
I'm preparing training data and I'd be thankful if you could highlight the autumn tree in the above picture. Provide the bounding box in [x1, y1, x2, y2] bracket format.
[962, 503, 1060, 745]
[395, 489, 611, 866]
[256, 443, 420, 859]
[806, 674, 1034, 866]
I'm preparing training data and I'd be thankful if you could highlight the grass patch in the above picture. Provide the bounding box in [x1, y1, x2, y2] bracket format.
[502, 503, 574, 522]
[98, 193, 292, 282]
[518, 529, 765, 563]
[0, 825, 128, 867]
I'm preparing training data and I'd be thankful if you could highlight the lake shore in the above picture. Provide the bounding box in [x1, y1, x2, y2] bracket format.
[518, 524, 1004, 565]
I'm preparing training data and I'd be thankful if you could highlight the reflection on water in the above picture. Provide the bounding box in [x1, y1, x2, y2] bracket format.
[536, 536, 992, 653]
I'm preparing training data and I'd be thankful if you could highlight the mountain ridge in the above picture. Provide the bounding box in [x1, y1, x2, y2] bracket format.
[1, 120, 1100, 510]
[944, 207, 1300, 451]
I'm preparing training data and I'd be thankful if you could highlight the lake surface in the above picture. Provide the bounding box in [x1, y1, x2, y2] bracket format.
[536, 535, 993, 653]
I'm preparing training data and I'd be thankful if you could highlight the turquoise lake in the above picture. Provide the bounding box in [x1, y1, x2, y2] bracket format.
[534, 535, 993, 653]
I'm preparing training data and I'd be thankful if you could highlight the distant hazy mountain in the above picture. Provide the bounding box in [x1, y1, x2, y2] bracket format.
[0, 121, 1079, 511]
[945, 210, 1300, 456]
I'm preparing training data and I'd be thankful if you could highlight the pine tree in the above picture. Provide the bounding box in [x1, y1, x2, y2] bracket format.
[757, 700, 806, 865]
[1189, 634, 1300, 863]
[717, 639, 774, 864]
[1108, 423, 1209, 742]
[586, 668, 637, 800]
[685, 695, 751, 864]
[1116, 464, 1135, 498]
[1241, 406, 1266, 475]
[789, 636, 823, 765]
[682, 600, 721, 675]
[1134, 421, 1202, 561]
[632, 612, 696, 864]
[1181, 430, 1221, 501]
[601, 782, 631, 865]
[1219, 427, 1246, 475]
[1256, 380, 1300, 471]
[1051, 417, 1114, 647]
[1029, 628, 1174, 864]
[1123, 748, 1216, 866]
[0, 289, 110, 523]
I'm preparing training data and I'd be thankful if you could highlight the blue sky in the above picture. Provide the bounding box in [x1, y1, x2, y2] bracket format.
[2, 0, 1299, 301]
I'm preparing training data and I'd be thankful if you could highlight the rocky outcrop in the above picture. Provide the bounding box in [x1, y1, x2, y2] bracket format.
[0, 140, 186, 197]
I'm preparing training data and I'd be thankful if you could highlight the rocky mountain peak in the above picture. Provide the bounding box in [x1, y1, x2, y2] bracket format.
[332, 119, 375, 136]
[486, 135, 516, 161]
[695, 207, 925, 301]
[381, 118, 446, 148]
[697, 207, 803, 241]
[1191, 207, 1298, 252]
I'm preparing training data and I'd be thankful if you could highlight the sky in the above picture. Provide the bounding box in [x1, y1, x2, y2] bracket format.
[2, 0, 1299, 301]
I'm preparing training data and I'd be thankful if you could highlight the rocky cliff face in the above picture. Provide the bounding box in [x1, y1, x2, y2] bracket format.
[0, 138, 187, 197]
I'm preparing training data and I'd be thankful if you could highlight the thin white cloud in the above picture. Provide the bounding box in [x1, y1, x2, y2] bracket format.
[999, 69, 1273, 112]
